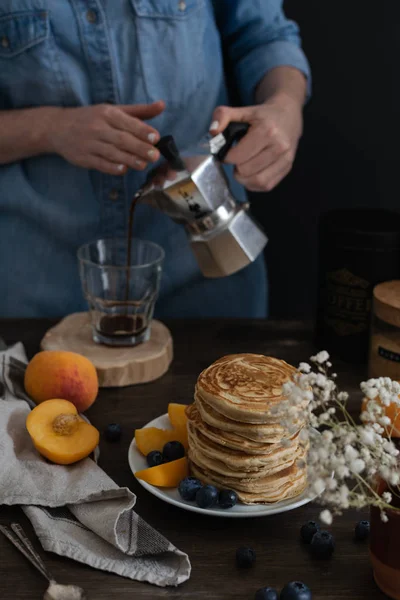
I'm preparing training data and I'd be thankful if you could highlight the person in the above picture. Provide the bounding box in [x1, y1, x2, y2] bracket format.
[0, 1, 310, 319]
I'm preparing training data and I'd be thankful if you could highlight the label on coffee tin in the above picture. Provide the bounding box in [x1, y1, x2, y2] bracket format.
[324, 268, 371, 336]
[378, 346, 400, 363]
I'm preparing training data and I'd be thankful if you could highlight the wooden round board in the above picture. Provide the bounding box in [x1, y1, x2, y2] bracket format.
[40, 312, 173, 388]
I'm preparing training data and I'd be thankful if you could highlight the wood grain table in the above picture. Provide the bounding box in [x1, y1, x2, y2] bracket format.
[0, 319, 387, 600]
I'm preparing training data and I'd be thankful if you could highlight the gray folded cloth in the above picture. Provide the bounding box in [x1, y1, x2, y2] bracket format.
[0, 342, 191, 587]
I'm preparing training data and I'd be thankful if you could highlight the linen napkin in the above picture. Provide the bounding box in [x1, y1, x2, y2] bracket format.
[0, 341, 191, 587]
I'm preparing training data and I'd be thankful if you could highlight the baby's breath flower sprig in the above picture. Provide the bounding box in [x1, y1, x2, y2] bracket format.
[281, 351, 400, 525]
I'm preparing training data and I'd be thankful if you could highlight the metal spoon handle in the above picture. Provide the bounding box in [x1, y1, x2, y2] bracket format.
[0, 525, 51, 582]
[11, 523, 54, 581]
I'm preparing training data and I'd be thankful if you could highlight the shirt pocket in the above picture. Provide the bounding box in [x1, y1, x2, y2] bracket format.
[130, 0, 206, 109]
[0, 10, 66, 108]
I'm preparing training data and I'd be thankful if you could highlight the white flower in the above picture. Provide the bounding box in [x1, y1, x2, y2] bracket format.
[382, 491, 393, 504]
[291, 354, 400, 525]
[359, 428, 376, 446]
[362, 385, 379, 400]
[336, 465, 350, 479]
[367, 401, 383, 415]
[345, 445, 359, 461]
[317, 448, 329, 461]
[350, 459, 365, 474]
[327, 478, 337, 491]
[311, 351, 330, 364]
[319, 412, 330, 422]
[322, 430, 334, 442]
[390, 472, 400, 486]
[282, 382, 293, 395]
[315, 373, 328, 388]
[313, 479, 325, 495]
[331, 455, 345, 468]
[343, 431, 357, 445]
[381, 511, 389, 523]
[373, 423, 385, 434]
[320, 509, 333, 525]
[360, 447, 372, 462]
[379, 466, 391, 481]
[380, 390, 391, 407]
[382, 440, 399, 457]
[338, 485, 350, 508]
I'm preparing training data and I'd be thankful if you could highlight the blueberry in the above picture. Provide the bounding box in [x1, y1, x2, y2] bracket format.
[162, 441, 185, 462]
[146, 450, 164, 468]
[310, 530, 335, 559]
[178, 477, 203, 502]
[280, 581, 312, 600]
[218, 489, 238, 509]
[255, 586, 279, 600]
[195, 485, 219, 509]
[236, 546, 256, 568]
[104, 423, 122, 442]
[355, 520, 370, 541]
[300, 520, 320, 544]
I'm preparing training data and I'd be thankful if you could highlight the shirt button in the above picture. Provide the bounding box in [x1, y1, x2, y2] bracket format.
[178, 1, 186, 11]
[1, 36, 9, 48]
[109, 189, 119, 201]
[86, 9, 98, 23]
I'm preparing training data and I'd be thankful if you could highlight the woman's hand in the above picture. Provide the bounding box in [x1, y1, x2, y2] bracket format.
[210, 94, 303, 192]
[48, 101, 165, 175]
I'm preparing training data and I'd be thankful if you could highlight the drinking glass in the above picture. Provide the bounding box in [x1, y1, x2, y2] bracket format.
[78, 238, 164, 346]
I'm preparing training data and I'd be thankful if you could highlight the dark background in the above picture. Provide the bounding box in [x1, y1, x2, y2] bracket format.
[251, 0, 398, 318]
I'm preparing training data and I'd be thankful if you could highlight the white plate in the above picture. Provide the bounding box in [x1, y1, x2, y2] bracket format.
[128, 413, 315, 518]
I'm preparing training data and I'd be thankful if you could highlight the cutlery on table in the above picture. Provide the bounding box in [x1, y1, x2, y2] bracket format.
[0, 523, 87, 599]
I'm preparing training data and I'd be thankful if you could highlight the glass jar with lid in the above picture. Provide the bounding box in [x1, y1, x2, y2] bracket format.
[316, 209, 400, 365]
[369, 280, 400, 379]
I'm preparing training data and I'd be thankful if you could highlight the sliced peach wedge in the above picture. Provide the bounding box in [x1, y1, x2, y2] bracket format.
[168, 403, 188, 430]
[135, 457, 189, 487]
[135, 403, 189, 456]
[135, 427, 187, 455]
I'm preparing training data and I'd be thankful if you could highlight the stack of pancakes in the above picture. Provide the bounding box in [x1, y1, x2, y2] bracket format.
[186, 354, 309, 504]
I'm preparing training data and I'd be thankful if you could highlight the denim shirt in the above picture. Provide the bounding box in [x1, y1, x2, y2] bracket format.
[0, 0, 310, 318]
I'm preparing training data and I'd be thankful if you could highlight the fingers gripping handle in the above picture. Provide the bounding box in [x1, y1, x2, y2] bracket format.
[212, 122, 250, 161]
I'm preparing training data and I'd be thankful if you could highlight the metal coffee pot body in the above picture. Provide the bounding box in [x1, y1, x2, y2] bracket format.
[138, 123, 268, 278]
